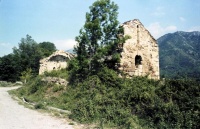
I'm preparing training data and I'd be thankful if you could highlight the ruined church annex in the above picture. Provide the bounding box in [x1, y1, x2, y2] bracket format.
[119, 19, 160, 79]
[39, 50, 74, 75]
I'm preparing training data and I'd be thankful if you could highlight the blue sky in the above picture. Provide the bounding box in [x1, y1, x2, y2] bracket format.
[0, 0, 200, 57]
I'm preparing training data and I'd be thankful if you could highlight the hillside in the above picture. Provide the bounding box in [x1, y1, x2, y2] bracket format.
[157, 31, 200, 79]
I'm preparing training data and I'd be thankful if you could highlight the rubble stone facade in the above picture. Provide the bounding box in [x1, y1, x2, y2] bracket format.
[39, 50, 74, 75]
[119, 19, 160, 79]
[39, 19, 159, 79]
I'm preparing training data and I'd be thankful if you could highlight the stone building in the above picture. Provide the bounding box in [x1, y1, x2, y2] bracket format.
[39, 19, 159, 79]
[39, 50, 74, 75]
[119, 19, 160, 79]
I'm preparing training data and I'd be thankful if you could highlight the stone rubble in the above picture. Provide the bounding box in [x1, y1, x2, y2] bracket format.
[41, 77, 68, 86]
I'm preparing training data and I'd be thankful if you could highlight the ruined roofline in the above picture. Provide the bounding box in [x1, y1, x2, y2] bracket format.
[122, 19, 143, 26]
[40, 50, 74, 63]
[121, 19, 156, 41]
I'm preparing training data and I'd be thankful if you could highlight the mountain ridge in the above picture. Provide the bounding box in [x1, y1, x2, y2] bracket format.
[157, 31, 200, 78]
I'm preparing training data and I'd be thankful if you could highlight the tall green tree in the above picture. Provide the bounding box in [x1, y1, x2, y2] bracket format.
[0, 35, 57, 82]
[13, 35, 42, 76]
[74, 0, 126, 78]
[39, 42, 57, 57]
[0, 54, 19, 82]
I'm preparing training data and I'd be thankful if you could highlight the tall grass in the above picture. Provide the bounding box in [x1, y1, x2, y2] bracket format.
[0, 81, 18, 87]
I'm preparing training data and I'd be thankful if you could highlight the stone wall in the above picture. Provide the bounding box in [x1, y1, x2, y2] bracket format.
[39, 50, 74, 75]
[119, 19, 160, 79]
[39, 19, 159, 79]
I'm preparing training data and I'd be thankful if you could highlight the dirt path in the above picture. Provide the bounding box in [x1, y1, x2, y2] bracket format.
[0, 86, 80, 129]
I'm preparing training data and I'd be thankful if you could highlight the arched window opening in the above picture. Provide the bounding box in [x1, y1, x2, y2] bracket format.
[135, 55, 142, 67]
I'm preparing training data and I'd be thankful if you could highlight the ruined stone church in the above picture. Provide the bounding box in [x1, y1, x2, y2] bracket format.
[119, 19, 160, 79]
[39, 19, 159, 79]
[39, 50, 74, 75]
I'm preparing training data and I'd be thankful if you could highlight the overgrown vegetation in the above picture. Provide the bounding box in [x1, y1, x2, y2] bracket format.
[158, 31, 200, 79]
[0, 81, 22, 87]
[71, 0, 128, 83]
[0, 35, 56, 82]
[12, 67, 199, 128]
[4, 0, 200, 128]
[0, 81, 13, 87]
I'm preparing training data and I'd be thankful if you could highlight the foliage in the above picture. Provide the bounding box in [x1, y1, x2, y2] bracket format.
[12, 35, 41, 76]
[27, 76, 44, 95]
[20, 68, 32, 84]
[34, 102, 45, 109]
[38, 42, 57, 57]
[154, 79, 199, 128]
[0, 81, 13, 87]
[69, 74, 200, 128]
[43, 68, 69, 79]
[12, 66, 200, 128]
[7, 1, 200, 128]
[0, 54, 20, 81]
[158, 31, 200, 79]
[0, 35, 57, 82]
[72, 0, 127, 82]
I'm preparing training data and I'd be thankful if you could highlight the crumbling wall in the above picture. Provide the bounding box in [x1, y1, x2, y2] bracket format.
[39, 20, 160, 79]
[39, 50, 74, 75]
[119, 19, 160, 79]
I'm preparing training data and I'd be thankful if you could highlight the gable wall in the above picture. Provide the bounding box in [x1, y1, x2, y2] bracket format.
[39, 50, 74, 75]
[119, 19, 160, 79]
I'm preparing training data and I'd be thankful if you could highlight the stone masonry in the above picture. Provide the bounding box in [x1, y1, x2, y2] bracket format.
[39, 50, 74, 75]
[39, 19, 159, 79]
[119, 19, 160, 79]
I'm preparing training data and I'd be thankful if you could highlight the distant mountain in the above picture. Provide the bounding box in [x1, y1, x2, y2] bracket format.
[66, 49, 74, 54]
[157, 31, 200, 79]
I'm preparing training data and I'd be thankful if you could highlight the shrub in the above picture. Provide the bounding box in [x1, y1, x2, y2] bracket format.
[12, 67, 199, 128]
[34, 103, 45, 109]
[0, 81, 13, 87]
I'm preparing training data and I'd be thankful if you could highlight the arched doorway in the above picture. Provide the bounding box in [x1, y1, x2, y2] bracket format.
[135, 55, 142, 67]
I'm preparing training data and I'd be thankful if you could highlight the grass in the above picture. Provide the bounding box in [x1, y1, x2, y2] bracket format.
[0, 81, 21, 87]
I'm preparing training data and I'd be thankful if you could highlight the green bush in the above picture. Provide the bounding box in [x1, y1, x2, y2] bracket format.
[12, 67, 199, 128]
[27, 76, 44, 94]
[0, 81, 13, 87]
[34, 103, 45, 109]
[43, 68, 69, 79]
[68, 72, 144, 128]
[66, 68, 199, 128]
[52, 85, 64, 92]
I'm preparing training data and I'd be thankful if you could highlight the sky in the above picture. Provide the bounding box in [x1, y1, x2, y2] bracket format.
[0, 0, 200, 57]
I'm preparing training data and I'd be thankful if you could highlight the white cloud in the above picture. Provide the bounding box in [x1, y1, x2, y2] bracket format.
[0, 42, 13, 57]
[53, 39, 77, 51]
[179, 17, 186, 22]
[188, 26, 200, 32]
[0, 42, 11, 47]
[151, 7, 165, 17]
[147, 22, 177, 39]
[165, 25, 177, 31]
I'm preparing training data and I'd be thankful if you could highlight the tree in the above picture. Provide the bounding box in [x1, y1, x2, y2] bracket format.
[0, 35, 57, 82]
[0, 54, 19, 82]
[13, 35, 57, 77]
[13, 35, 42, 76]
[20, 68, 32, 84]
[74, 0, 126, 78]
[39, 42, 57, 57]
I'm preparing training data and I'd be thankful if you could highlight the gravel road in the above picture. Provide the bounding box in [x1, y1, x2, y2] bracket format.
[0, 86, 79, 129]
